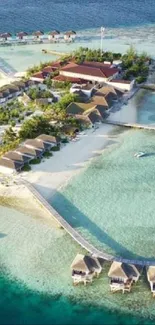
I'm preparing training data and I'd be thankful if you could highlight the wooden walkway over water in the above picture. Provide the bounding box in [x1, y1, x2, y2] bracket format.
[103, 120, 155, 131]
[22, 180, 155, 267]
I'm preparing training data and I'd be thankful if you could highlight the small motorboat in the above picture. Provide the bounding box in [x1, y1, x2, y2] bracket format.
[134, 152, 145, 158]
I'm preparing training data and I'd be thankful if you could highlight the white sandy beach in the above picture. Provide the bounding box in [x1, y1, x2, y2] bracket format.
[20, 124, 115, 201]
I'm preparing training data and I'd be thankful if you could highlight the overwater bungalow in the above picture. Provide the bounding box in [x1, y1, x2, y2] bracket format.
[64, 30, 76, 42]
[0, 33, 12, 42]
[71, 254, 102, 285]
[48, 30, 60, 42]
[147, 266, 155, 296]
[16, 31, 28, 41]
[108, 261, 142, 293]
[33, 31, 44, 40]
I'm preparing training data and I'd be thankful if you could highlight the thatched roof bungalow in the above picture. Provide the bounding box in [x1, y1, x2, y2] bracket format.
[108, 261, 142, 293]
[147, 266, 155, 296]
[16, 31, 28, 40]
[71, 254, 102, 285]
[0, 158, 23, 174]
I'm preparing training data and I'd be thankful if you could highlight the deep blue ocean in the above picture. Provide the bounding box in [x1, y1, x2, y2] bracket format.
[0, 0, 155, 33]
[1, 1, 155, 324]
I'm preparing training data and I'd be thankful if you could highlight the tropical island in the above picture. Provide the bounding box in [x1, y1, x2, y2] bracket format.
[1, 45, 155, 296]
[0, 46, 151, 166]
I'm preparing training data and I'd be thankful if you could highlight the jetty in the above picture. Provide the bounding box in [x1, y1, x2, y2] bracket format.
[140, 84, 155, 91]
[22, 180, 155, 267]
[103, 120, 155, 131]
[0, 57, 17, 77]
[42, 49, 68, 56]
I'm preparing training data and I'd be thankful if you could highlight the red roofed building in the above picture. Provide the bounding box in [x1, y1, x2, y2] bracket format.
[60, 62, 119, 83]
[42, 66, 55, 74]
[108, 79, 135, 91]
[52, 75, 84, 84]
[31, 72, 46, 82]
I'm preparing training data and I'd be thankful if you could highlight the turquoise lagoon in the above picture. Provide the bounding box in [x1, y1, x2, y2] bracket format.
[52, 128, 155, 260]
[1, 90, 155, 323]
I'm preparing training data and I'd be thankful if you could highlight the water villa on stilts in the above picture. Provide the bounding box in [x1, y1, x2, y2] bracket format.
[147, 266, 155, 297]
[71, 254, 103, 285]
[108, 261, 142, 293]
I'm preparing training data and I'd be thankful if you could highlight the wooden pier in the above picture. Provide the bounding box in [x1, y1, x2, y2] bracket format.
[140, 84, 155, 91]
[22, 180, 155, 267]
[42, 49, 68, 56]
[103, 120, 155, 131]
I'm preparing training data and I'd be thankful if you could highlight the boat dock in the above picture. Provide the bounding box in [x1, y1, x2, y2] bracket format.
[103, 120, 155, 131]
[22, 180, 155, 267]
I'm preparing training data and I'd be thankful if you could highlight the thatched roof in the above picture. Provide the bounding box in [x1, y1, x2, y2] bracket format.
[66, 102, 84, 115]
[16, 146, 41, 158]
[64, 30, 76, 36]
[36, 134, 57, 144]
[48, 30, 60, 36]
[33, 31, 44, 36]
[147, 266, 155, 282]
[108, 261, 141, 280]
[71, 254, 101, 273]
[25, 139, 46, 150]
[0, 158, 23, 171]
[17, 31, 28, 37]
[3, 151, 30, 163]
[0, 33, 12, 38]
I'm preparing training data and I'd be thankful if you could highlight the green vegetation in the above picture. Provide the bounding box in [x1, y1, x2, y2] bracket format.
[52, 81, 72, 90]
[30, 158, 41, 164]
[0, 99, 34, 125]
[51, 145, 60, 151]
[26, 61, 53, 77]
[73, 46, 150, 83]
[73, 47, 122, 64]
[43, 151, 53, 158]
[22, 164, 31, 171]
[27, 88, 53, 100]
[19, 116, 54, 140]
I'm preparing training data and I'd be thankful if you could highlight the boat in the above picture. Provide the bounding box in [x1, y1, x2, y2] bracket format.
[134, 152, 145, 158]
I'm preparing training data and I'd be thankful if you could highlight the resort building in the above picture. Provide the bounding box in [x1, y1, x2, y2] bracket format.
[108, 79, 135, 91]
[71, 254, 102, 285]
[70, 83, 95, 98]
[147, 266, 155, 296]
[15, 146, 43, 159]
[0, 157, 24, 174]
[16, 32, 28, 41]
[3, 151, 32, 164]
[60, 61, 119, 83]
[64, 31, 76, 42]
[48, 30, 60, 42]
[24, 139, 51, 152]
[36, 134, 58, 146]
[52, 75, 84, 84]
[108, 261, 142, 293]
[0, 33, 12, 42]
[33, 31, 44, 40]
